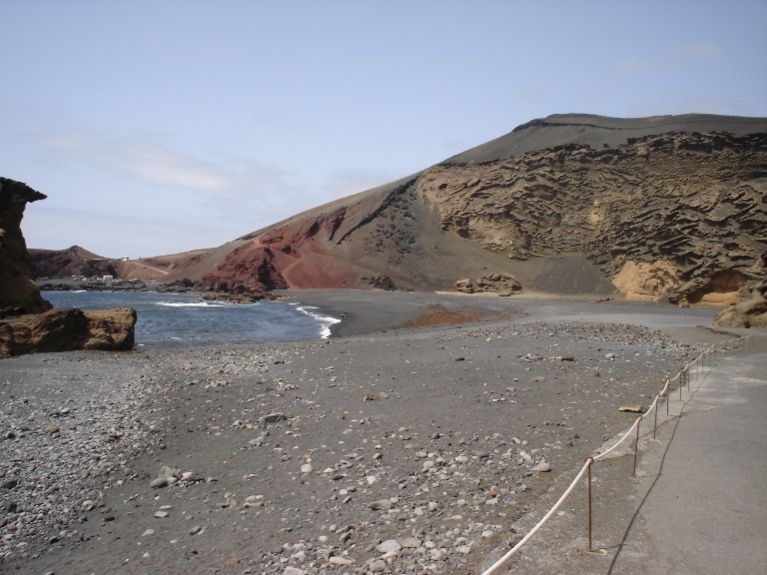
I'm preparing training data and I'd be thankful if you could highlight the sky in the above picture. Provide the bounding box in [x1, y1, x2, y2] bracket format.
[1, 1, 766, 259]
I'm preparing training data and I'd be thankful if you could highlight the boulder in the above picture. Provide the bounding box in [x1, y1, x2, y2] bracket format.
[0, 307, 137, 358]
[471, 273, 522, 295]
[455, 277, 474, 294]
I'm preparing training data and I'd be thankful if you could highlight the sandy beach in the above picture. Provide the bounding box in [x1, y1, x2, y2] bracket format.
[0, 291, 739, 574]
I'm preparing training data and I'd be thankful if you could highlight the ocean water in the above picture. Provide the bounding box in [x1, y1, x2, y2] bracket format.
[41, 291, 340, 349]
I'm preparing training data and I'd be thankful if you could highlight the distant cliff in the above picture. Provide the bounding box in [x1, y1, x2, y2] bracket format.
[29, 245, 118, 280]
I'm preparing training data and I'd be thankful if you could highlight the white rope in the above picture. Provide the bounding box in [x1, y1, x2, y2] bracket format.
[480, 335, 745, 573]
[593, 415, 641, 461]
[480, 460, 592, 575]
[640, 393, 660, 421]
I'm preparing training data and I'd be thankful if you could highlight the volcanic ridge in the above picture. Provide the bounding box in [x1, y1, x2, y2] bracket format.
[25, 113, 767, 315]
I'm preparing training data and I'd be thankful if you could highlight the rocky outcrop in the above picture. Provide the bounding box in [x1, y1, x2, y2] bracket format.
[0, 178, 52, 315]
[422, 131, 767, 301]
[455, 273, 522, 296]
[201, 242, 287, 299]
[612, 261, 680, 301]
[713, 279, 767, 328]
[0, 307, 137, 358]
[361, 275, 397, 290]
[1, 177, 138, 356]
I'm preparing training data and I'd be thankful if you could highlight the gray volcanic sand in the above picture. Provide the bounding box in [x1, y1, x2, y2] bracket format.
[0, 292, 729, 574]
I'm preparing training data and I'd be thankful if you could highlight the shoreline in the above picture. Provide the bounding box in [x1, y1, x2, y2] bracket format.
[37, 283, 731, 345]
[0, 291, 748, 574]
[276, 289, 726, 342]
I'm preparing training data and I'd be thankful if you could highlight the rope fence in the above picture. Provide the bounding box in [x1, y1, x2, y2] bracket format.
[481, 333, 752, 575]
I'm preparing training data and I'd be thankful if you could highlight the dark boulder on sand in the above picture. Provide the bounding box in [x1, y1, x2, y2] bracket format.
[0, 307, 137, 358]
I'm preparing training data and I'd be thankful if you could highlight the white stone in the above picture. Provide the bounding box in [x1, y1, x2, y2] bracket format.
[376, 539, 402, 554]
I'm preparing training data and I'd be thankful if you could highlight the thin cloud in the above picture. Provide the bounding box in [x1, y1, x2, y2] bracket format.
[666, 42, 721, 58]
[38, 131, 97, 151]
[101, 140, 233, 191]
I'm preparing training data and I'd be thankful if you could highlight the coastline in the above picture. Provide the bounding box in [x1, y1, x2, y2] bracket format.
[1, 291, 741, 574]
[276, 289, 724, 342]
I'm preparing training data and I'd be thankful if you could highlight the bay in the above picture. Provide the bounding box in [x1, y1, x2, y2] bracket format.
[41, 290, 340, 349]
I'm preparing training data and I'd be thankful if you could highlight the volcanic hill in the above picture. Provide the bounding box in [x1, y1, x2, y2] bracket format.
[32, 113, 767, 303]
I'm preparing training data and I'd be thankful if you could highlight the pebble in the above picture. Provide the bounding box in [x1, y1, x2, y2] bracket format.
[329, 556, 354, 565]
[0, 317, 698, 573]
[369, 499, 392, 511]
[150, 477, 170, 489]
[376, 539, 402, 554]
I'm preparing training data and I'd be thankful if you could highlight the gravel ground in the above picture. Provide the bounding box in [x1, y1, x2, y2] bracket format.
[0, 296, 726, 575]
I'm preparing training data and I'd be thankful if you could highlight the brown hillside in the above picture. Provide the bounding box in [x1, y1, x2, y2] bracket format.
[30, 114, 767, 302]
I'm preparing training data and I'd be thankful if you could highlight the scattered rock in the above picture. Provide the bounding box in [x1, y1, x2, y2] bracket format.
[376, 539, 402, 554]
[618, 404, 646, 413]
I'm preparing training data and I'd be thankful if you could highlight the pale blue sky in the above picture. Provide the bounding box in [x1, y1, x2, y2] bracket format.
[2, 0, 765, 258]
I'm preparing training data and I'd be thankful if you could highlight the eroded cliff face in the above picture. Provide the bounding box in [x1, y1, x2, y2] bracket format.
[27, 115, 767, 308]
[0, 178, 52, 316]
[420, 132, 767, 301]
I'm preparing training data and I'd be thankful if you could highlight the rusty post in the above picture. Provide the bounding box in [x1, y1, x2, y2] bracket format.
[632, 416, 641, 478]
[679, 368, 683, 401]
[586, 457, 594, 552]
